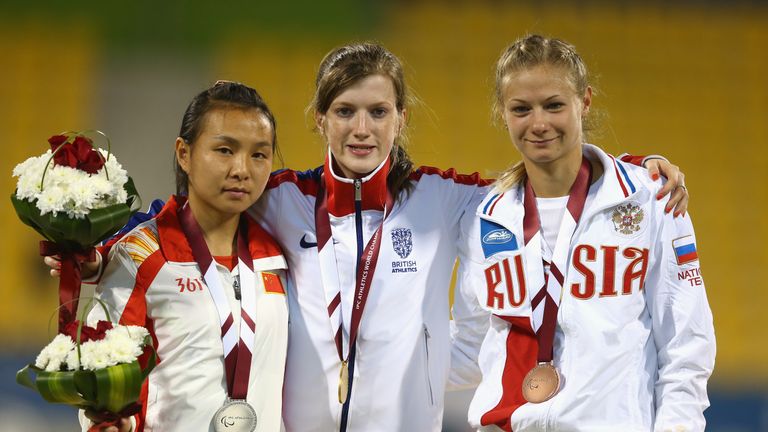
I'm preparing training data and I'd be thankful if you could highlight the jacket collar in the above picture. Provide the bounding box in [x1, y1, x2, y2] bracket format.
[581, 144, 643, 215]
[155, 195, 279, 263]
[477, 144, 642, 227]
[323, 149, 390, 217]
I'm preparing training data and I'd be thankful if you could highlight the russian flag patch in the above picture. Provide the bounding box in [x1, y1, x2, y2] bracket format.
[672, 235, 698, 265]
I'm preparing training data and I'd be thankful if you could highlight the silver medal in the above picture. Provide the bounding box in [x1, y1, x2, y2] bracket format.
[213, 399, 257, 432]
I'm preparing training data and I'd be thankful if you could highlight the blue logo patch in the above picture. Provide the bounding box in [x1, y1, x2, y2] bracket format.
[480, 220, 517, 258]
[483, 229, 513, 244]
[391, 228, 413, 259]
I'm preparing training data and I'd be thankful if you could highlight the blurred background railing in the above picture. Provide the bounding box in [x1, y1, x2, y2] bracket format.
[1, 1, 766, 430]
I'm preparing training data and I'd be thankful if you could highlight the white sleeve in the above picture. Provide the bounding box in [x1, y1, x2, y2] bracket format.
[81, 249, 104, 284]
[646, 212, 715, 431]
[79, 244, 144, 429]
[448, 194, 491, 391]
[86, 243, 141, 325]
[248, 183, 282, 238]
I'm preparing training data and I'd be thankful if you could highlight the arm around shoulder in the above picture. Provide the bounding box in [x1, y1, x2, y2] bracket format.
[448, 208, 491, 390]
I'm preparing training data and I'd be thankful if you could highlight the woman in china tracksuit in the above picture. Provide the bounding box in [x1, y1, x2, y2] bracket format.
[81, 82, 289, 432]
[249, 43, 691, 432]
[460, 35, 715, 431]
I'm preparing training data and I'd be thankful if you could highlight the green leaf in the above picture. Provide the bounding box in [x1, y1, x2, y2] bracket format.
[74, 369, 97, 402]
[17, 360, 154, 414]
[35, 369, 89, 405]
[10, 176, 142, 252]
[93, 361, 144, 412]
[16, 365, 37, 390]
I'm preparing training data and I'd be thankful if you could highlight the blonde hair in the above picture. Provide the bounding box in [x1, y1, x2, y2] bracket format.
[493, 35, 590, 192]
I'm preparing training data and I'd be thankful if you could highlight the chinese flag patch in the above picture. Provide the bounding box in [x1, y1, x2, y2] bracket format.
[262, 272, 285, 294]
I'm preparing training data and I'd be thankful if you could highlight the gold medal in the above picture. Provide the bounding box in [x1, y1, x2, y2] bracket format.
[338, 360, 349, 404]
[522, 362, 560, 403]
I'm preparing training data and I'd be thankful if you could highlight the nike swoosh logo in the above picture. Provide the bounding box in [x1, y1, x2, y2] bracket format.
[300, 234, 318, 249]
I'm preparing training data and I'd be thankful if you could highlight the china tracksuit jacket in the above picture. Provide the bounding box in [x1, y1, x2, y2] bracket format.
[86, 196, 289, 432]
[460, 145, 715, 432]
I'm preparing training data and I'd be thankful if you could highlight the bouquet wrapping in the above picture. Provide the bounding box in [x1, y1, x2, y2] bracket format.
[17, 301, 156, 431]
[11, 131, 141, 332]
[12, 131, 149, 430]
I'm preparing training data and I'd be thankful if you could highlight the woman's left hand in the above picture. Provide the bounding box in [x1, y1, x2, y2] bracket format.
[645, 158, 688, 217]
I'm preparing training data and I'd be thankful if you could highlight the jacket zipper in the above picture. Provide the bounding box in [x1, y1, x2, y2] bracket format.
[423, 324, 435, 406]
[339, 178, 364, 432]
[354, 179, 363, 260]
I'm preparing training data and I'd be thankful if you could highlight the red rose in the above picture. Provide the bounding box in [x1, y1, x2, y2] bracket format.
[94, 320, 114, 339]
[48, 135, 67, 147]
[47, 134, 105, 174]
[63, 320, 114, 343]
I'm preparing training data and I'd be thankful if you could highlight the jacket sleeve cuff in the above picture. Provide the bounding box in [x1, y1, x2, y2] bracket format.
[81, 249, 104, 284]
[618, 153, 669, 167]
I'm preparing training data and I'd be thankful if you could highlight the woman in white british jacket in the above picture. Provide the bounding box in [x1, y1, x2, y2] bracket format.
[460, 35, 715, 431]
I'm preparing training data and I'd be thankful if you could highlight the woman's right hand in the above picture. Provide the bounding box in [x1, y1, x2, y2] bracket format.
[84, 410, 132, 432]
[44, 254, 100, 279]
[93, 419, 132, 432]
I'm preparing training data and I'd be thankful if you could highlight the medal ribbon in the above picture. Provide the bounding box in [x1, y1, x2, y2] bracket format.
[38, 241, 96, 334]
[523, 157, 592, 363]
[178, 201, 256, 400]
[314, 176, 394, 363]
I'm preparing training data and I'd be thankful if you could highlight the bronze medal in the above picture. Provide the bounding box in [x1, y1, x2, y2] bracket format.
[338, 361, 349, 404]
[522, 363, 560, 404]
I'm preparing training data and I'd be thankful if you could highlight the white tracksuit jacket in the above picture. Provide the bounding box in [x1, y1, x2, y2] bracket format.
[460, 145, 716, 432]
[87, 196, 289, 432]
[251, 154, 490, 432]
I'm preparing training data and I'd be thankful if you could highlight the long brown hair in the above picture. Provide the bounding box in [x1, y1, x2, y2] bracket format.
[312, 42, 415, 200]
[493, 35, 591, 192]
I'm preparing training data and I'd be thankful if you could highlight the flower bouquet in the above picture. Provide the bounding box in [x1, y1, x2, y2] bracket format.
[17, 301, 156, 432]
[11, 131, 141, 332]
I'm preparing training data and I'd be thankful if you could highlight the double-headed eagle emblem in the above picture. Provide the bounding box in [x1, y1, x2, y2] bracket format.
[611, 203, 644, 235]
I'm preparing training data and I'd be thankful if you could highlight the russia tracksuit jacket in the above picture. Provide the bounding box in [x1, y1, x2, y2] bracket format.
[461, 145, 715, 432]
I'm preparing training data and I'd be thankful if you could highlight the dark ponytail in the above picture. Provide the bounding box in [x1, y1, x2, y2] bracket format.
[174, 81, 279, 195]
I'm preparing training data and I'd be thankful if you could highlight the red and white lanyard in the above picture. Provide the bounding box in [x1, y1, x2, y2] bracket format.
[314, 176, 393, 365]
[178, 202, 256, 399]
[522, 157, 591, 362]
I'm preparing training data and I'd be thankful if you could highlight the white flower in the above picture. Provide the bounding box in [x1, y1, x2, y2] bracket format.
[79, 340, 117, 371]
[68, 179, 96, 215]
[36, 186, 66, 216]
[107, 325, 149, 346]
[35, 334, 75, 372]
[12, 142, 129, 218]
[103, 326, 147, 365]
[65, 348, 80, 371]
[104, 336, 143, 364]
[34, 323, 148, 372]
